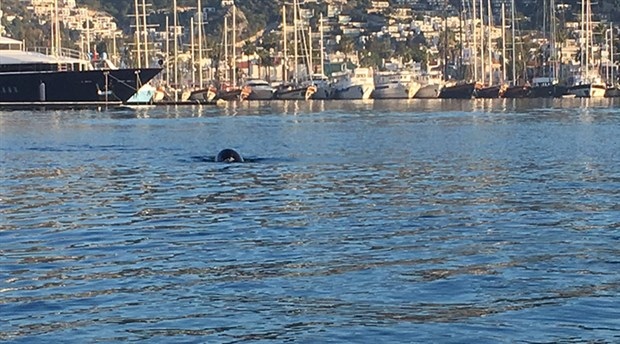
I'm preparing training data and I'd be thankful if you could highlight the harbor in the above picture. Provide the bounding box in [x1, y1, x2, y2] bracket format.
[3, 0, 619, 108]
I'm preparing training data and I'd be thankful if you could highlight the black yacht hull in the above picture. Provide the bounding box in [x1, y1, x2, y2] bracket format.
[502, 85, 531, 98]
[438, 82, 478, 99]
[528, 84, 569, 98]
[0, 68, 161, 103]
[476, 85, 504, 99]
[217, 88, 242, 101]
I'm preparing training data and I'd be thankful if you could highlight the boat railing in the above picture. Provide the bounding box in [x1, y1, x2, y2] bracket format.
[29, 46, 85, 60]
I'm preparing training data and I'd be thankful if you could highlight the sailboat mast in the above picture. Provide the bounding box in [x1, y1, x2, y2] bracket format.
[190, 17, 195, 86]
[612, 23, 615, 84]
[543, 0, 547, 77]
[197, 0, 203, 88]
[54, 0, 60, 56]
[511, 0, 516, 83]
[551, 0, 558, 80]
[581, 0, 585, 77]
[282, 5, 287, 82]
[487, 0, 492, 85]
[320, 13, 325, 76]
[293, 0, 298, 83]
[501, 1, 506, 83]
[479, 0, 485, 84]
[173, 0, 178, 101]
[224, 16, 228, 82]
[588, 0, 592, 79]
[141, 0, 148, 67]
[86, 15, 90, 60]
[134, 0, 141, 67]
[308, 25, 313, 76]
[472, 0, 478, 81]
[232, 3, 237, 86]
[165, 16, 170, 86]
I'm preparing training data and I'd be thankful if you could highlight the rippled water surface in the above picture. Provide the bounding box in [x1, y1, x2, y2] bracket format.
[2, 99, 620, 343]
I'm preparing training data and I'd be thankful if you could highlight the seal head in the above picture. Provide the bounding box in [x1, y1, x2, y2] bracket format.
[216, 148, 244, 163]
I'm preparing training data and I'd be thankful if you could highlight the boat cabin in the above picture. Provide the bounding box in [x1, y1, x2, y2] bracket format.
[0, 36, 92, 73]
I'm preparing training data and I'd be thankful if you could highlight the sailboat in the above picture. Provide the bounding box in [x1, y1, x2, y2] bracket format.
[568, 0, 606, 97]
[524, 0, 567, 98]
[187, 0, 219, 102]
[274, 1, 316, 100]
[496, 0, 529, 98]
[308, 14, 333, 99]
[213, 4, 243, 101]
[475, 0, 506, 98]
[438, 0, 480, 99]
[603, 23, 620, 97]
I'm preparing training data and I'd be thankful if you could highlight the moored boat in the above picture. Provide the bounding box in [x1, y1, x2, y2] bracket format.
[604, 85, 620, 97]
[528, 77, 568, 98]
[476, 84, 507, 99]
[217, 88, 242, 101]
[372, 70, 420, 99]
[502, 85, 531, 98]
[414, 83, 442, 98]
[570, 81, 607, 98]
[308, 74, 332, 99]
[0, 37, 161, 104]
[438, 81, 480, 99]
[331, 67, 374, 100]
[240, 79, 275, 100]
[188, 85, 218, 102]
[274, 83, 316, 100]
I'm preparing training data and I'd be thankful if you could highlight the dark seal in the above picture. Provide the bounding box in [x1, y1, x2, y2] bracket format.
[215, 148, 244, 163]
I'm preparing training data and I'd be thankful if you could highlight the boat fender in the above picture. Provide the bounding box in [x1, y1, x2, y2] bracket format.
[39, 82, 46, 102]
[216, 149, 244, 163]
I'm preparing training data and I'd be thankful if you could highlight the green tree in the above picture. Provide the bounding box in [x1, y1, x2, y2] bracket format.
[336, 35, 356, 61]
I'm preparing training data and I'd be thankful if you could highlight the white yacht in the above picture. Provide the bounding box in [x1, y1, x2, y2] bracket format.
[331, 67, 374, 100]
[240, 79, 275, 100]
[372, 70, 420, 99]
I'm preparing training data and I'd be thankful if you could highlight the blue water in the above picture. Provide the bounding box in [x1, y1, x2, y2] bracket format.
[1, 98, 620, 343]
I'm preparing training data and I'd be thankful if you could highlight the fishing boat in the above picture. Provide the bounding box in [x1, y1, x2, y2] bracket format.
[0, 37, 161, 105]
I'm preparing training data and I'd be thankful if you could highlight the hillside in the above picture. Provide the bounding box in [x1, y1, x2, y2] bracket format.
[2, 0, 620, 48]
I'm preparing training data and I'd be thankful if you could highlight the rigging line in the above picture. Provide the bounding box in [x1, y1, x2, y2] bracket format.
[106, 72, 143, 92]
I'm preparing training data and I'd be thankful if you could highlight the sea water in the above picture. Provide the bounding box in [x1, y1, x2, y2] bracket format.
[1, 98, 620, 343]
